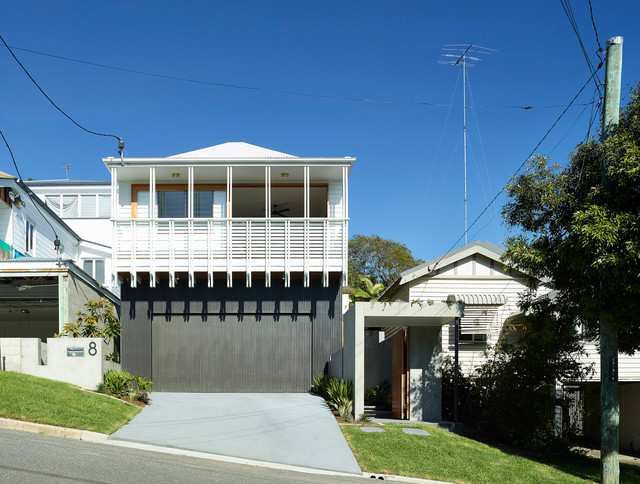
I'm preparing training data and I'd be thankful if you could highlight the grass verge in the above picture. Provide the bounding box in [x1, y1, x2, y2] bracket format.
[0, 371, 141, 434]
[341, 423, 640, 483]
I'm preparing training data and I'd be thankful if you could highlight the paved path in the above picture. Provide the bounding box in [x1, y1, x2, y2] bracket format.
[110, 392, 362, 475]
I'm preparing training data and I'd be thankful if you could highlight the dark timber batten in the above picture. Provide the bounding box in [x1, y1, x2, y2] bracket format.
[120, 276, 342, 392]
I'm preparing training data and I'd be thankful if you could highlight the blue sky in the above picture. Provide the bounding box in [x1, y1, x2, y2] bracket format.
[2, 1, 639, 261]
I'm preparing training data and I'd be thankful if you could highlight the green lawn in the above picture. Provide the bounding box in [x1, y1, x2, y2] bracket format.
[0, 371, 141, 434]
[341, 423, 640, 484]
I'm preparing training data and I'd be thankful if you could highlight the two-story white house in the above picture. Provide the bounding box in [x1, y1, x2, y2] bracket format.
[102, 142, 354, 392]
[0, 171, 119, 343]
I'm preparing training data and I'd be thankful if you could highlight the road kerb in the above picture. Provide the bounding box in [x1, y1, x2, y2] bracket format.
[0, 417, 108, 442]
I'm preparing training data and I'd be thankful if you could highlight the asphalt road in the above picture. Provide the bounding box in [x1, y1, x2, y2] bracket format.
[0, 428, 368, 483]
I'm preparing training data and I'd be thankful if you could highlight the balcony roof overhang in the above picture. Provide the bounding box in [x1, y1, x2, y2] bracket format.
[103, 156, 355, 173]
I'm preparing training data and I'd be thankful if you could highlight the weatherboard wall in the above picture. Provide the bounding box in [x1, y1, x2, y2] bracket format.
[406, 254, 549, 375]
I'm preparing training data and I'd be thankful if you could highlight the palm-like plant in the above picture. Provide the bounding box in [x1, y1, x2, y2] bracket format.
[352, 276, 385, 301]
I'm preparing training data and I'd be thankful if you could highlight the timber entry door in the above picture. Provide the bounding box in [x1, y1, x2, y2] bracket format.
[391, 329, 409, 419]
[150, 313, 312, 392]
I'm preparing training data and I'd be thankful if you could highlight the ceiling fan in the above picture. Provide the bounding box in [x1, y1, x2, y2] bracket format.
[271, 203, 291, 217]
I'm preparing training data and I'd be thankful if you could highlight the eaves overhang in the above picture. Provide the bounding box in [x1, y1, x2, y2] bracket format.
[0, 258, 120, 306]
[103, 157, 356, 174]
[352, 301, 463, 329]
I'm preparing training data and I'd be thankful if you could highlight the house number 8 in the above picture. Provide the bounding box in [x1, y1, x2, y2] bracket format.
[88, 342, 97, 356]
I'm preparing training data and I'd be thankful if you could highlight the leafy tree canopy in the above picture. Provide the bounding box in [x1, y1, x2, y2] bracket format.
[348, 234, 424, 288]
[502, 82, 640, 354]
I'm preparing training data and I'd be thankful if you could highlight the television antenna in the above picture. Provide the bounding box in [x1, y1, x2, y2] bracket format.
[440, 44, 496, 244]
[63, 163, 73, 180]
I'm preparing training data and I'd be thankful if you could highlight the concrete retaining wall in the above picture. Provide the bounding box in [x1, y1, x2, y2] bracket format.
[0, 337, 120, 389]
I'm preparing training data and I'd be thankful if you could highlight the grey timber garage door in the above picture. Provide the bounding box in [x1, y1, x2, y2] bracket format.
[151, 314, 312, 392]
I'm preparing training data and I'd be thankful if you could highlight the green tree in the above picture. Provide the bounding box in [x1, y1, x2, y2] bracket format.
[502, 83, 640, 352]
[502, 82, 640, 472]
[348, 234, 423, 288]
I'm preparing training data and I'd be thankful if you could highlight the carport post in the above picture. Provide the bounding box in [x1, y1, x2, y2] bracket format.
[454, 316, 460, 423]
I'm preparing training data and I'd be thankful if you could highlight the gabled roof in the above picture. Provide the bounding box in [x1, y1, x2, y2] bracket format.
[398, 240, 505, 285]
[168, 142, 298, 159]
[380, 240, 508, 301]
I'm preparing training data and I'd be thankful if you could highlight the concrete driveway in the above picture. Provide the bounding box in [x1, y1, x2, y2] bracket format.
[109, 393, 362, 475]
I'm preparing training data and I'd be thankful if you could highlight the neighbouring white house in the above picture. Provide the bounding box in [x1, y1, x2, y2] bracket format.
[0, 170, 120, 388]
[348, 240, 640, 450]
[0, 171, 119, 340]
[27, 179, 114, 291]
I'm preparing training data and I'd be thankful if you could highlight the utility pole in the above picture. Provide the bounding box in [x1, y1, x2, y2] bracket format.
[600, 35, 623, 484]
[440, 44, 495, 244]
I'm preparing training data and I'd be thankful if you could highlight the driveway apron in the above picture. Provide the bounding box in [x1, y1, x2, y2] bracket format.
[109, 393, 362, 475]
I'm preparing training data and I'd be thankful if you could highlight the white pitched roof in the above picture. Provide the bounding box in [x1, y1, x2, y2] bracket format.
[399, 240, 505, 284]
[168, 142, 298, 159]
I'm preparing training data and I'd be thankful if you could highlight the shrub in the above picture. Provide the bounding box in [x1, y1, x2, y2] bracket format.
[335, 396, 353, 422]
[311, 375, 354, 421]
[364, 379, 391, 407]
[56, 298, 121, 344]
[442, 306, 591, 453]
[102, 370, 153, 403]
[103, 370, 133, 397]
[310, 373, 331, 399]
[327, 378, 353, 416]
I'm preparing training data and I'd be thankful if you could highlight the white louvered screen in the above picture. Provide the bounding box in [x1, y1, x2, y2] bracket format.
[460, 305, 501, 334]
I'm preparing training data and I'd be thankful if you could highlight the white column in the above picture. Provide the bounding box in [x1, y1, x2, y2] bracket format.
[149, 166, 156, 287]
[303, 166, 310, 287]
[226, 166, 233, 287]
[265, 166, 271, 287]
[188, 166, 194, 287]
[342, 166, 349, 286]
[188, 166, 194, 218]
[110, 167, 118, 287]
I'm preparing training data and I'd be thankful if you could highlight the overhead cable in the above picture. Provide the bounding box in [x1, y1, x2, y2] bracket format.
[7, 44, 594, 111]
[429, 67, 601, 273]
[0, 33, 121, 142]
[0, 127, 60, 244]
[587, 0, 604, 59]
[559, 0, 603, 97]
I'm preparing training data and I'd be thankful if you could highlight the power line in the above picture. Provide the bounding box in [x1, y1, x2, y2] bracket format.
[0, 127, 60, 245]
[6, 43, 595, 111]
[0, 33, 121, 143]
[559, 0, 603, 97]
[587, 0, 604, 58]
[430, 68, 601, 273]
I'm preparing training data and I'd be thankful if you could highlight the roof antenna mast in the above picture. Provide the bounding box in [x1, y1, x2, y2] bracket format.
[440, 44, 495, 244]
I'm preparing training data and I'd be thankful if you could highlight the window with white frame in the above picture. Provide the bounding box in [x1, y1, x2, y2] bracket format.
[25, 220, 35, 255]
[137, 189, 226, 218]
[83, 259, 106, 284]
[44, 194, 111, 218]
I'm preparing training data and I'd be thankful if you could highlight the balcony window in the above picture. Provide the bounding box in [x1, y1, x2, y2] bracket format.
[136, 189, 226, 218]
[158, 191, 187, 218]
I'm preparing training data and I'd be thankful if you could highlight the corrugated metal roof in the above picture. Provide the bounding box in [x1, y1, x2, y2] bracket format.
[0, 171, 17, 179]
[26, 180, 110, 186]
[168, 142, 298, 159]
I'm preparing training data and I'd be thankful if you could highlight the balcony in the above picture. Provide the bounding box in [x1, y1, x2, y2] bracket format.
[113, 217, 347, 288]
